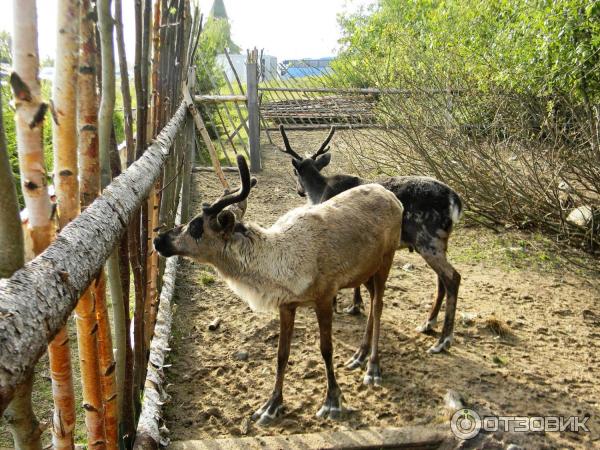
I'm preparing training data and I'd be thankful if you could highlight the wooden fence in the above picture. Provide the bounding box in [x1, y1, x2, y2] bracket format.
[0, 1, 218, 449]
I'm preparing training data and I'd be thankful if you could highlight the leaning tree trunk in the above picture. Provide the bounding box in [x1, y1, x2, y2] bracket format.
[97, 1, 120, 448]
[0, 60, 42, 450]
[0, 102, 187, 416]
[76, 1, 108, 448]
[49, 2, 81, 447]
[6, 1, 51, 449]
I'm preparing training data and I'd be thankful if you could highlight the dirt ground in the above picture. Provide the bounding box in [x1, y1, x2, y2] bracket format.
[164, 132, 600, 449]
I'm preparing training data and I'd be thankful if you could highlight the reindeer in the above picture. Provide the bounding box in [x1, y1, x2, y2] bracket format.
[278, 125, 462, 353]
[154, 155, 403, 424]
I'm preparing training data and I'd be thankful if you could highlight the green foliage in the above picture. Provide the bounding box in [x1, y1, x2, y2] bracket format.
[0, 31, 11, 65]
[335, 0, 600, 101]
[196, 17, 241, 96]
[113, 110, 125, 146]
[199, 270, 215, 286]
[194, 16, 242, 148]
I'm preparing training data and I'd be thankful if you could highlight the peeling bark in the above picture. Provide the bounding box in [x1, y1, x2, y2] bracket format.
[94, 273, 118, 450]
[76, 1, 108, 447]
[1, 61, 42, 450]
[49, 2, 81, 447]
[133, 252, 179, 450]
[5, 2, 50, 448]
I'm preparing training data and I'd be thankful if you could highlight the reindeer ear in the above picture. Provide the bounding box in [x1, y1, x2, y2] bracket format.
[291, 158, 300, 171]
[315, 153, 331, 170]
[216, 210, 236, 236]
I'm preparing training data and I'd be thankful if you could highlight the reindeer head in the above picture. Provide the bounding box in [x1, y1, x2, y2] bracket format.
[154, 155, 256, 262]
[278, 125, 335, 198]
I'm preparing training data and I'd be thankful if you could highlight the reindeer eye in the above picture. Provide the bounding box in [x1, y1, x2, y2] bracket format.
[188, 217, 204, 239]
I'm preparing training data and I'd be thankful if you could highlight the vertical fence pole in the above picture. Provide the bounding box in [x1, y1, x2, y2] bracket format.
[181, 67, 196, 223]
[246, 48, 261, 172]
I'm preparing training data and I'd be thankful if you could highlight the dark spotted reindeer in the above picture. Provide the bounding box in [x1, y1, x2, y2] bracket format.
[154, 155, 403, 424]
[278, 125, 462, 353]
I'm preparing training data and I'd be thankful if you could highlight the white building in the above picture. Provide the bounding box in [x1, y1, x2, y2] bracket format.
[216, 53, 278, 85]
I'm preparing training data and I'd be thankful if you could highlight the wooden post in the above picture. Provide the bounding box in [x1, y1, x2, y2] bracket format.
[182, 81, 229, 189]
[181, 67, 196, 223]
[246, 48, 261, 172]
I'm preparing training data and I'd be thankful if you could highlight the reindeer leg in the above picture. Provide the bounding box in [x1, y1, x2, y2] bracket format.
[343, 287, 364, 315]
[315, 297, 343, 420]
[364, 253, 393, 386]
[252, 304, 296, 425]
[345, 279, 375, 370]
[333, 295, 341, 314]
[420, 248, 461, 354]
[416, 274, 445, 333]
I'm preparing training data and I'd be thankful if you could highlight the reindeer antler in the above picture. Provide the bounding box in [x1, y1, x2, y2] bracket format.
[310, 126, 336, 160]
[277, 124, 303, 160]
[203, 155, 254, 215]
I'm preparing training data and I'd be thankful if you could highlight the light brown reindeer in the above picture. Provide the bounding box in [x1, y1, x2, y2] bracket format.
[154, 155, 403, 424]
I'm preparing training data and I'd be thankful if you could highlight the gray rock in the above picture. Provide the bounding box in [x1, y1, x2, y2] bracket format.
[402, 263, 414, 272]
[233, 350, 249, 361]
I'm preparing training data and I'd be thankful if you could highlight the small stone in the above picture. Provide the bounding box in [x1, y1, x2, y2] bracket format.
[208, 317, 221, 331]
[506, 445, 524, 450]
[443, 389, 464, 412]
[205, 406, 222, 418]
[240, 417, 250, 435]
[461, 312, 477, 325]
[402, 263, 414, 272]
[234, 350, 249, 361]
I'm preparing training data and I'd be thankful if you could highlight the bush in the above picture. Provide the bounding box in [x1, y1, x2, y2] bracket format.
[334, 0, 600, 251]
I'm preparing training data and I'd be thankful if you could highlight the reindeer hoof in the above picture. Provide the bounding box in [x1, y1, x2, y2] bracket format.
[416, 318, 437, 333]
[344, 304, 363, 315]
[363, 362, 382, 386]
[345, 349, 368, 370]
[316, 393, 343, 420]
[428, 335, 453, 354]
[252, 398, 284, 426]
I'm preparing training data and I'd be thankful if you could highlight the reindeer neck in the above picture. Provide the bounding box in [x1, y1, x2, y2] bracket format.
[302, 166, 327, 205]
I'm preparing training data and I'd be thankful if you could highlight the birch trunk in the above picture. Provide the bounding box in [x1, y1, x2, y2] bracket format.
[7, 1, 50, 448]
[144, 0, 161, 351]
[76, 1, 108, 447]
[10, 0, 53, 256]
[49, 2, 80, 447]
[0, 59, 42, 450]
[0, 88, 24, 279]
[97, 0, 120, 448]
[132, 0, 150, 407]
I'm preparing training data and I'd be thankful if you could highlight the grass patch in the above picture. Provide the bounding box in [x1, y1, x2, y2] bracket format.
[450, 225, 598, 276]
[492, 355, 508, 366]
[200, 271, 215, 286]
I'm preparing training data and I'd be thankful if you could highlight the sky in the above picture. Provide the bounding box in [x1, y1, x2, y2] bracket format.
[0, 0, 376, 63]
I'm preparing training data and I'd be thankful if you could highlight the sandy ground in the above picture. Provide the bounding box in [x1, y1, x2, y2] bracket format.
[164, 132, 600, 449]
